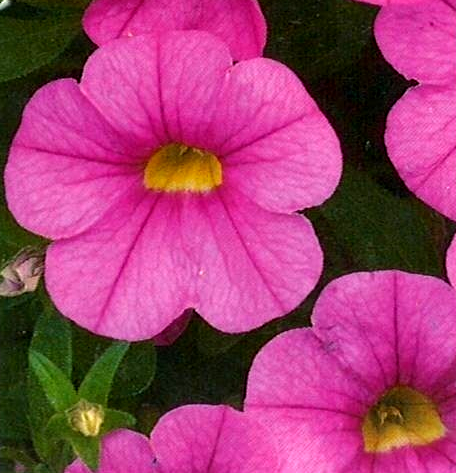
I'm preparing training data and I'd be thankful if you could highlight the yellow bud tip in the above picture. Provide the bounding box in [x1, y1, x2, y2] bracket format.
[144, 143, 222, 193]
[67, 399, 105, 437]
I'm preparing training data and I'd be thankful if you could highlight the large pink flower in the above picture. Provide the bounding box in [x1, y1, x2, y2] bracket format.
[245, 271, 456, 472]
[65, 406, 279, 473]
[4, 31, 341, 341]
[375, 1, 456, 220]
[83, 0, 266, 61]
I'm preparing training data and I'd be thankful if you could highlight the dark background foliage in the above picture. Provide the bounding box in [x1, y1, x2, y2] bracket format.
[0, 0, 454, 471]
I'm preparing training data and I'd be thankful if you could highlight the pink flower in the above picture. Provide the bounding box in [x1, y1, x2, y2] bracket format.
[245, 271, 456, 472]
[83, 0, 266, 61]
[375, 1, 456, 220]
[65, 406, 279, 473]
[5, 31, 342, 341]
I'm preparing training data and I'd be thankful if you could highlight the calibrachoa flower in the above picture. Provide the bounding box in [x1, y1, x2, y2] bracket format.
[83, 0, 266, 61]
[375, 1, 456, 220]
[5, 31, 341, 341]
[245, 271, 456, 472]
[65, 406, 279, 473]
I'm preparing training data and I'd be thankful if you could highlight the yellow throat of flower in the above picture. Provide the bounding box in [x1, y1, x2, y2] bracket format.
[144, 143, 222, 193]
[362, 385, 445, 453]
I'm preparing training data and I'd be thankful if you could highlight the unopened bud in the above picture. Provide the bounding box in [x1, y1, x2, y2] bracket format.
[67, 399, 105, 437]
[0, 248, 44, 297]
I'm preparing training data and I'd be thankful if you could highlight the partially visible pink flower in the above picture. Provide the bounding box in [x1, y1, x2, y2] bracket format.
[150, 405, 279, 472]
[5, 31, 342, 341]
[83, 0, 266, 61]
[375, 1, 456, 220]
[65, 406, 279, 473]
[0, 248, 44, 297]
[245, 271, 456, 472]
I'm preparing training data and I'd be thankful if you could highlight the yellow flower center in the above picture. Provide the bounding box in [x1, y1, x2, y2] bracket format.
[362, 386, 445, 453]
[144, 143, 222, 193]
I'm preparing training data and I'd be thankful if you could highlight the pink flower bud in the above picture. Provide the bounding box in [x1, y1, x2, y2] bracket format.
[0, 248, 44, 297]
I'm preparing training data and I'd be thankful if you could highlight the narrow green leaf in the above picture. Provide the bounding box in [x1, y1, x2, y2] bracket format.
[78, 342, 129, 405]
[101, 409, 136, 434]
[28, 307, 72, 462]
[44, 413, 69, 440]
[0, 10, 81, 82]
[29, 350, 78, 412]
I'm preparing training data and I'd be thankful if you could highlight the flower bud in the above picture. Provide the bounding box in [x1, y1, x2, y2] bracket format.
[67, 399, 105, 437]
[0, 248, 44, 297]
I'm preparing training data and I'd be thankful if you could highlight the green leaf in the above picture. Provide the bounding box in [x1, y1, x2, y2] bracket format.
[29, 350, 78, 412]
[0, 10, 81, 83]
[308, 165, 445, 276]
[78, 342, 129, 405]
[100, 409, 136, 433]
[110, 341, 156, 399]
[28, 307, 72, 462]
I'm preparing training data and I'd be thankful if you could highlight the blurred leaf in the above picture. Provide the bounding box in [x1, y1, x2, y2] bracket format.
[110, 342, 156, 399]
[67, 435, 99, 471]
[308, 165, 444, 276]
[0, 9, 81, 82]
[196, 319, 244, 358]
[28, 307, 72, 462]
[17, 0, 90, 8]
[261, 0, 376, 81]
[29, 350, 78, 412]
[78, 342, 129, 405]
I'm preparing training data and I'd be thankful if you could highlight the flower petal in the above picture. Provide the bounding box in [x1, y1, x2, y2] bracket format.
[211, 58, 342, 212]
[195, 188, 323, 332]
[82, 0, 266, 60]
[312, 271, 456, 398]
[65, 429, 153, 473]
[150, 405, 278, 473]
[46, 186, 322, 340]
[375, 0, 456, 84]
[385, 85, 456, 221]
[80, 32, 232, 150]
[245, 328, 368, 472]
[5, 79, 143, 240]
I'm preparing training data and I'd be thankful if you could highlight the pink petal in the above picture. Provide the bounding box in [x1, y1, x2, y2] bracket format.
[245, 329, 368, 472]
[312, 271, 456, 399]
[150, 405, 278, 473]
[375, 0, 456, 84]
[65, 429, 153, 473]
[80, 32, 232, 150]
[215, 59, 342, 213]
[5, 79, 143, 240]
[46, 188, 322, 340]
[195, 188, 323, 333]
[152, 310, 192, 346]
[385, 85, 456, 221]
[83, 0, 266, 61]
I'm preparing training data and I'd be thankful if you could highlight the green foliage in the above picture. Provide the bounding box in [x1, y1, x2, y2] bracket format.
[0, 9, 82, 83]
[78, 343, 129, 405]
